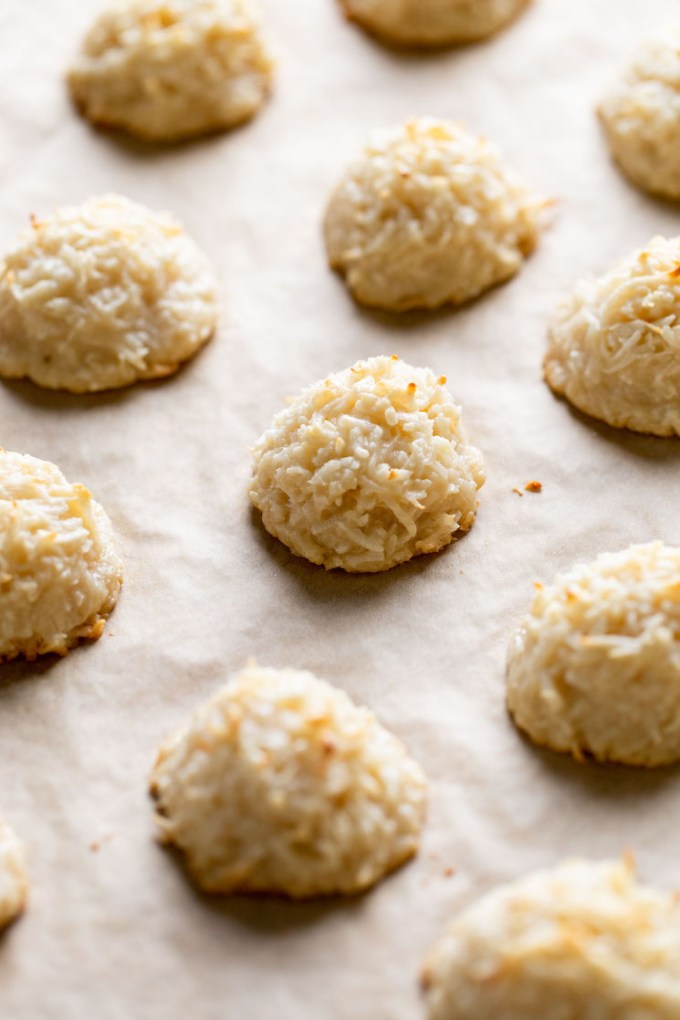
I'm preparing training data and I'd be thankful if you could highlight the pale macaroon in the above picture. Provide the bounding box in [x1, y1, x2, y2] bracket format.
[0, 818, 28, 930]
[0, 194, 218, 393]
[545, 236, 680, 436]
[598, 29, 680, 200]
[67, 0, 274, 142]
[422, 859, 680, 1020]
[507, 543, 680, 767]
[150, 665, 427, 898]
[249, 355, 485, 573]
[340, 0, 531, 48]
[324, 117, 545, 312]
[0, 450, 122, 663]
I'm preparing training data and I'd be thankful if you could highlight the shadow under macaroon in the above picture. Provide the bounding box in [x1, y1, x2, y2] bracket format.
[248, 504, 475, 605]
[341, 268, 532, 333]
[154, 836, 407, 934]
[508, 716, 680, 803]
[0, 654, 67, 693]
[546, 388, 680, 460]
[0, 339, 213, 410]
[337, 0, 535, 58]
[70, 100, 265, 158]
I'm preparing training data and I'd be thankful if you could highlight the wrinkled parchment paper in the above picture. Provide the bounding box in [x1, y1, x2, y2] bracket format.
[2, 1, 680, 1016]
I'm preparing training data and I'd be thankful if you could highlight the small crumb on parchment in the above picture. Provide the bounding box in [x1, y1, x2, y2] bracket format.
[513, 481, 543, 496]
[89, 833, 114, 853]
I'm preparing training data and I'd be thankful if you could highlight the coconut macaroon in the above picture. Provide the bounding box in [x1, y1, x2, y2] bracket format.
[545, 236, 680, 436]
[0, 450, 122, 662]
[150, 665, 427, 898]
[422, 859, 680, 1020]
[340, 0, 531, 48]
[598, 30, 680, 200]
[323, 118, 545, 312]
[67, 0, 274, 142]
[507, 543, 680, 767]
[249, 355, 485, 573]
[0, 194, 218, 393]
[0, 818, 28, 930]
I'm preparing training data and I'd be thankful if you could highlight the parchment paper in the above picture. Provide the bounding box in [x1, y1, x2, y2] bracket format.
[2, 1, 680, 1016]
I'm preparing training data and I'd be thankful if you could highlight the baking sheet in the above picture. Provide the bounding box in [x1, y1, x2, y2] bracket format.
[2, 0, 680, 1016]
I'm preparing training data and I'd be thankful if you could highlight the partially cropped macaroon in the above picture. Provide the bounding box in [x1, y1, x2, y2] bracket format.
[0, 818, 28, 930]
[324, 117, 545, 312]
[422, 859, 680, 1020]
[0, 194, 218, 393]
[150, 665, 427, 897]
[545, 236, 680, 436]
[0, 450, 122, 662]
[249, 355, 485, 573]
[598, 29, 680, 199]
[67, 0, 274, 142]
[341, 0, 531, 48]
[507, 543, 680, 767]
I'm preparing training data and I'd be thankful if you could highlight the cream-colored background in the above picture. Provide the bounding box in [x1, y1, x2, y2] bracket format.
[2, 1, 680, 1016]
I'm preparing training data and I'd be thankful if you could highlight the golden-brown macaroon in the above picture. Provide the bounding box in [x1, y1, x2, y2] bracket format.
[423, 859, 680, 1020]
[67, 0, 274, 142]
[0, 818, 28, 930]
[598, 29, 680, 200]
[0, 194, 218, 393]
[150, 665, 427, 897]
[249, 355, 485, 572]
[545, 236, 680, 436]
[0, 450, 122, 662]
[341, 0, 531, 48]
[324, 118, 545, 312]
[507, 543, 680, 767]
